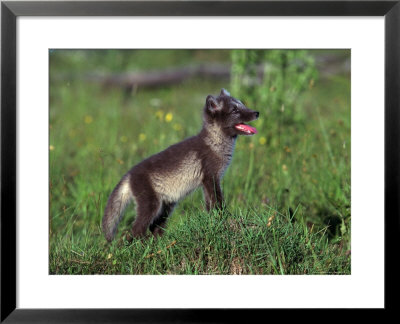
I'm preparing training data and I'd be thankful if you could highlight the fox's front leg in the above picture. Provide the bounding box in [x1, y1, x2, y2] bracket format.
[202, 176, 224, 212]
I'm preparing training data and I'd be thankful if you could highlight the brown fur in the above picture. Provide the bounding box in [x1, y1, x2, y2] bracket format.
[102, 89, 259, 242]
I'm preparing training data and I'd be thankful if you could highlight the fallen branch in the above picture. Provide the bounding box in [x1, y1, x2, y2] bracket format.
[52, 54, 349, 91]
[87, 64, 231, 91]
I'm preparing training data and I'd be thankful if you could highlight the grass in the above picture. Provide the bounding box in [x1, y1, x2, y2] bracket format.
[50, 206, 349, 275]
[49, 50, 351, 275]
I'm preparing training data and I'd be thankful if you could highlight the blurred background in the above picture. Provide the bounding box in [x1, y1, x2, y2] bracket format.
[49, 49, 350, 257]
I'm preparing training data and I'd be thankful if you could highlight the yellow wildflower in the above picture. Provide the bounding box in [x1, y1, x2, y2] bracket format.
[84, 115, 93, 124]
[139, 133, 146, 141]
[259, 137, 266, 145]
[165, 113, 173, 123]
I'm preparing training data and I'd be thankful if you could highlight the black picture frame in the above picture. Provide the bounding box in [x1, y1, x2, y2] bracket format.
[1, 0, 399, 322]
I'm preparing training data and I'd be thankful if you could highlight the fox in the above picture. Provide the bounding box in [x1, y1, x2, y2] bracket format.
[102, 88, 259, 242]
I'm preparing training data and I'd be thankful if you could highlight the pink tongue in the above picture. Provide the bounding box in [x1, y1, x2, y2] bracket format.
[235, 124, 257, 134]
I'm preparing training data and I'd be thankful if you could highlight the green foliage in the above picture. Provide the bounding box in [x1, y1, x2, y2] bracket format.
[49, 49, 351, 275]
[231, 49, 318, 122]
[230, 49, 350, 239]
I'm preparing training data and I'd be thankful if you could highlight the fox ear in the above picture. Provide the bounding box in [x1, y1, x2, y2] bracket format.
[220, 88, 230, 97]
[206, 95, 221, 112]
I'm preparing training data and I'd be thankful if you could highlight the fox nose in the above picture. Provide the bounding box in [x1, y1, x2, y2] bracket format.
[255, 111, 259, 118]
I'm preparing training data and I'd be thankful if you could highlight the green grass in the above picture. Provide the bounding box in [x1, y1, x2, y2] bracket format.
[49, 50, 351, 275]
[50, 206, 349, 275]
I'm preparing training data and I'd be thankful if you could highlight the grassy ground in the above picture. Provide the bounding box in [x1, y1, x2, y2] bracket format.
[49, 50, 351, 274]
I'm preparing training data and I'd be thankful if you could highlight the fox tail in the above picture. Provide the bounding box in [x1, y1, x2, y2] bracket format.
[102, 175, 133, 242]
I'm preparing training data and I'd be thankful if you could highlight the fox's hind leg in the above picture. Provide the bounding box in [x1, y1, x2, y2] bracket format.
[149, 202, 176, 237]
[128, 195, 161, 241]
[127, 176, 162, 241]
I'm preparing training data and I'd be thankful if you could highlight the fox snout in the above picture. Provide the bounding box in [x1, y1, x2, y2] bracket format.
[244, 110, 259, 121]
[241, 106, 259, 120]
[241, 108, 259, 123]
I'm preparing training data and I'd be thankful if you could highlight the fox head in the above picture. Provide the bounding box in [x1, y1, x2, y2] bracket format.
[203, 89, 259, 137]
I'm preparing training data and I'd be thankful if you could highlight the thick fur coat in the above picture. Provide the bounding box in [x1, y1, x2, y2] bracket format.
[102, 89, 259, 241]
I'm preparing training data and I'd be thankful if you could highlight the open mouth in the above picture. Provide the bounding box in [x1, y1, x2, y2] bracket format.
[234, 123, 257, 135]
